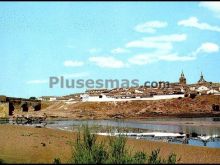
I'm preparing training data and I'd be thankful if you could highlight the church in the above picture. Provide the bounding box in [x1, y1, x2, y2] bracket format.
[177, 71, 220, 95]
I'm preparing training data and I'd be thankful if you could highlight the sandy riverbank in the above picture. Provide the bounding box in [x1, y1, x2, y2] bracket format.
[0, 125, 220, 164]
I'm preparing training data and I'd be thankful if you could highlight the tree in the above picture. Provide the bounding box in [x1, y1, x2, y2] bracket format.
[29, 97, 37, 100]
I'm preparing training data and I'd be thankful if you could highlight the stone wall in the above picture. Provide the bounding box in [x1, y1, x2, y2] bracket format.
[0, 103, 9, 118]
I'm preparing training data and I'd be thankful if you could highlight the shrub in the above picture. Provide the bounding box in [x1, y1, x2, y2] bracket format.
[167, 153, 177, 164]
[189, 93, 196, 99]
[72, 125, 108, 164]
[148, 149, 177, 164]
[71, 125, 177, 164]
[53, 158, 61, 164]
[148, 149, 161, 164]
[132, 151, 147, 164]
[107, 135, 132, 164]
[0, 159, 4, 164]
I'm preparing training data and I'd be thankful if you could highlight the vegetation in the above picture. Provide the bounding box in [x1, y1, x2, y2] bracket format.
[71, 125, 177, 164]
[184, 94, 189, 97]
[189, 93, 197, 99]
[29, 97, 37, 100]
[212, 104, 220, 111]
[0, 159, 4, 164]
[53, 158, 61, 164]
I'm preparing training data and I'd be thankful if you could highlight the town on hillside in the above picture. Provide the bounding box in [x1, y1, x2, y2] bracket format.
[39, 71, 220, 102]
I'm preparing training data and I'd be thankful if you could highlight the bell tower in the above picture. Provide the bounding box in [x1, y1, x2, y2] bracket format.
[179, 70, 186, 85]
[198, 72, 207, 84]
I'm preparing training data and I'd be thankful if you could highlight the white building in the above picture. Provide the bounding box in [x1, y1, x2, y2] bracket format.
[207, 89, 220, 94]
[80, 94, 184, 102]
[135, 89, 143, 94]
[80, 94, 115, 102]
[189, 86, 196, 91]
[38, 96, 57, 101]
[196, 86, 210, 92]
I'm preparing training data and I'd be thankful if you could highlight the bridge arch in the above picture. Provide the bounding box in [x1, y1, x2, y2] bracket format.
[33, 104, 41, 111]
[21, 102, 29, 112]
[9, 102, 14, 116]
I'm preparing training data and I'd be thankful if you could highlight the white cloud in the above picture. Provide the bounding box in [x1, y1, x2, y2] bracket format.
[128, 52, 195, 65]
[199, 42, 219, 53]
[63, 72, 90, 78]
[120, 38, 218, 66]
[126, 34, 187, 52]
[126, 34, 189, 64]
[199, 2, 220, 18]
[111, 48, 130, 54]
[64, 60, 84, 67]
[195, 42, 219, 54]
[128, 54, 158, 65]
[158, 54, 196, 61]
[89, 48, 102, 54]
[142, 34, 187, 42]
[126, 40, 173, 51]
[178, 17, 220, 32]
[128, 42, 219, 66]
[89, 56, 127, 68]
[26, 79, 48, 84]
[128, 42, 220, 65]
[134, 21, 167, 33]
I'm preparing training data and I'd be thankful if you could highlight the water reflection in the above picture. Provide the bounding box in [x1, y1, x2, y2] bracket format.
[44, 118, 220, 148]
[46, 118, 220, 136]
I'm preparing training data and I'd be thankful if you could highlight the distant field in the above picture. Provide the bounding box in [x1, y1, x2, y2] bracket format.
[0, 125, 220, 164]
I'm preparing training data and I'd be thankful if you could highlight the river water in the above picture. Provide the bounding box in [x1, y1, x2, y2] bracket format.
[44, 117, 220, 148]
[1, 117, 220, 148]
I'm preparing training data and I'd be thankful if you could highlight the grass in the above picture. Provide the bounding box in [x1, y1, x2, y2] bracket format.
[70, 125, 177, 164]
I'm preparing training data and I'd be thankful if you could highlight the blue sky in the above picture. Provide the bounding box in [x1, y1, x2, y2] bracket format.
[1, 2, 220, 98]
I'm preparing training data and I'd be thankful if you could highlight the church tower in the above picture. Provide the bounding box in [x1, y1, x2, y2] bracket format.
[198, 72, 207, 84]
[179, 71, 186, 85]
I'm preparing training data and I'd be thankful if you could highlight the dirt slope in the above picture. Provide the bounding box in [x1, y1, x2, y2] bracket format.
[28, 95, 220, 119]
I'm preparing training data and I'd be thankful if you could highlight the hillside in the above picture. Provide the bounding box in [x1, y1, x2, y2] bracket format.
[29, 95, 220, 119]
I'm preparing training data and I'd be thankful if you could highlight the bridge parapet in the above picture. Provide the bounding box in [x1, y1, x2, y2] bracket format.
[0, 96, 41, 117]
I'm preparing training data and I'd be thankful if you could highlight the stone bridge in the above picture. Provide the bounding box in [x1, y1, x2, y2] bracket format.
[0, 96, 41, 118]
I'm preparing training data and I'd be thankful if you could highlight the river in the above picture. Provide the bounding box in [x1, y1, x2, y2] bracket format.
[1, 117, 220, 148]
